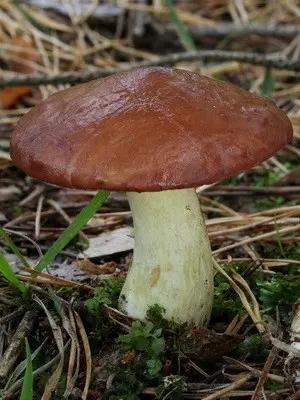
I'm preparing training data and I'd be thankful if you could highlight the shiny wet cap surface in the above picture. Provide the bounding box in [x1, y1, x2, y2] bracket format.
[10, 67, 293, 191]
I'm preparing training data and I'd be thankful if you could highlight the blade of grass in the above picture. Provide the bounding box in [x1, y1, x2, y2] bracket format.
[35, 190, 110, 272]
[5, 338, 48, 392]
[20, 339, 33, 400]
[0, 226, 31, 269]
[34, 295, 65, 400]
[6, 341, 71, 395]
[275, 220, 286, 258]
[260, 67, 274, 98]
[0, 252, 27, 293]
[163, 0, 196, 51]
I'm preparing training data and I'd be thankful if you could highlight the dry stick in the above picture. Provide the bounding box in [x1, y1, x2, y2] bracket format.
[179, 351, 210, 378]
[251, 347, 278, 400]
[0, 51, 298, 88]
[252, 205, 300, 217]
[200, 196, 242, 217]
[231, 315, 249, 334]
[18, 266, 93, 290]
[232, 270, 264, 333]
[202, 373, 253, 400]
[19, 185, 44, 207]
[271, 337, 300, 356]
[218, 257, 300, 266]
[47, 199, 89, 242]
[3, 228, 43, 259]
[223, 357, 285, 383]
[74, 311, 92, 400]
[0, 306, 25, 325]
[34, 296, 65, 400]
[16, 274, 92, 290]
[209, 209, 300, 238]
[35, 194, 44, 240]
[0, 310, 39, 381]
[55, 302, 80, 398]
[225, 311, 248, 335]
[64, 307, 80, 398]
[201, 195, 260, 265]
[188, 23, 300, 38]
[225, 314, 240, 334]
[213, 224, 300, 255]
[3, 211, 51, 228]
[143, 387, 260, 397]
[213, 259, 264, 333]
[205, 186, 300, 196]
[0, 292, 17, 306]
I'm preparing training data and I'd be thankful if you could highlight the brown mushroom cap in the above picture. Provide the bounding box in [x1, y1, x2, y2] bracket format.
[10, 67, 293, 192]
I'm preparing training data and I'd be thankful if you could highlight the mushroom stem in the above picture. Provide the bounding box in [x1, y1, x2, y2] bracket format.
[119, 188, 214, 326]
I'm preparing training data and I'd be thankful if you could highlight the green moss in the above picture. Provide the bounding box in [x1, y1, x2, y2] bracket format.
[255, 196, 286, 212]
[85, 276, 125, 313]
[146, 304, 169, 329]
[253, 169, 281, 187]
[212, 262, 248, 321]
[75, 239, 89, 251]
[12, 206, 25, 217]
[156, 375, 187, 399]
[257, 273, 300, 324]
[237, 334, 268, 363]
[264, 380, 287, 391]
[105, 320, 165, 399]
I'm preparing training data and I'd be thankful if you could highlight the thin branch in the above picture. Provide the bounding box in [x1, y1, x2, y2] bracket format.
[188, 23, 300, 39]
[1, 50, 298, 87]
[0, 310, 39, 381]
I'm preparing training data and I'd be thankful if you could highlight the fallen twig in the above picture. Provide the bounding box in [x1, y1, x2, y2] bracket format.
[204, 185, 300, 196]
[0, 306, 25, 325]
[202, 373, 253, 400]
[251, 347, 278, 400]
[0, 310, 39, 381]
[0, 50, 298, 87]
[188, 23, 300, 39]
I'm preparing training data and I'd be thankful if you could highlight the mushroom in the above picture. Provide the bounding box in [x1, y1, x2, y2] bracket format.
[10, 67, 293, 326]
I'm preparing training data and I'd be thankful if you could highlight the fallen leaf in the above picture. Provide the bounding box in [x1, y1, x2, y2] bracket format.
[77, 259, 116, 275]
[179, 328, 244, 361]
[28, 0, 122, 19]
[79, 227, 134, 259]
[0, 36, 39, 109]
[0, 186, 21, 202]
[2, 252, 108, 282]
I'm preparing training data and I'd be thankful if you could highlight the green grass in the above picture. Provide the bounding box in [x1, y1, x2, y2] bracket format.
[105, 319, 165, 399]
[255, 196, 286, 212]
[163, 0, 196, 51]
[85, 276, 125, 314]
[212, 258, 300, 328]
[253, 169, 281, 187]
[260, 68, 274, 98]
[0, 226, 31, 269]
[20, 340, 33, 400]
[0, 190, 110, 292]
[0, 251, 27, 293]
[34, 190, 109, 272]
